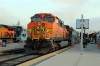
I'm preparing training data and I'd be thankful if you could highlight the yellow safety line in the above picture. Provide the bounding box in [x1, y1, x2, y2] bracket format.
[17, 46, 72, 66]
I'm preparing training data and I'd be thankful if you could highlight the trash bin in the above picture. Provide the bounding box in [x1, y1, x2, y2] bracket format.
[2, 39, 7, 47]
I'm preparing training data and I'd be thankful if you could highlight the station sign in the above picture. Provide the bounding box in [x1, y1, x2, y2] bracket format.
[76, 19, 89, 29]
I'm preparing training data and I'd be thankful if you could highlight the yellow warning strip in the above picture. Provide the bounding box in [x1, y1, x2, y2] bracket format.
[17, 46, 72, 66]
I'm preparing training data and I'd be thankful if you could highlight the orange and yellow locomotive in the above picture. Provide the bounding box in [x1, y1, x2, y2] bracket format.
[0, 24, 14, 39]
[24, 13, 71, 54]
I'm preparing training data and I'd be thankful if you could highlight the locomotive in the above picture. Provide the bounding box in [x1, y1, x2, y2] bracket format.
[12, 26, 23, 42]
[24, 13, 79, 54]
[0, 24, 25, 43]
[0, 24, 14, 39]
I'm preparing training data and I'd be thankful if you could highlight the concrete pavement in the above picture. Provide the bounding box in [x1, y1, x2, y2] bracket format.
[0, 43, 25, 52]
[31, 43, 100, 66]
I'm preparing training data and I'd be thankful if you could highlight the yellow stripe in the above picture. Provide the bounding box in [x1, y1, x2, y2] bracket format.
[17, 46, 72, 66]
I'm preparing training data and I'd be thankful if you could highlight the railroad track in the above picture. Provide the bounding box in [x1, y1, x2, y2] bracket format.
[0, 48, 62, 66]
[0, 49, 44, 66]
[0, 46, 71, 66]
[0, 49, 25, 65]
[0, 53, 40, 66]
[0, 49, 25, 56]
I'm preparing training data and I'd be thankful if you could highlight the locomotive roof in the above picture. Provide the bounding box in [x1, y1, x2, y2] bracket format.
[31, 13, 56, 18]
[0, 24, 13, 28]
[64, 25, 78, 33]
[0, 24, 23, 29]
[64, 25, 72, 29]
[36, 13, 51, 14]
[11, 26, 22, 28]
[0, 24, 8, 27]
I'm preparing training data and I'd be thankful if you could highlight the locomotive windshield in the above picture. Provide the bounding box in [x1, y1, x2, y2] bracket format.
[15, 27, 22, 31]
[31, 17, 42, 22]
[14, 26, 22, 37]
[43, 17, 54, 22]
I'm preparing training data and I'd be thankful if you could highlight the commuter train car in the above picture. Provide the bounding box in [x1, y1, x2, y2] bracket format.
[64, 25, 79, 45]
[89, 32, 96, 43]
[71, 28, 79, 44]
[17, 29, 27, 42]
[24, 13, 79, 54]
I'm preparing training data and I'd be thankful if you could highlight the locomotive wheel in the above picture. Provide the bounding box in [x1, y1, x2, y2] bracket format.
[55, 44, 59, 51]
[52, 46, 56, 51]
[53, 48, 56, 51]
[33, 45, 37, 50]
[48, 48, 53, 53]
[34, 44, 39, 50]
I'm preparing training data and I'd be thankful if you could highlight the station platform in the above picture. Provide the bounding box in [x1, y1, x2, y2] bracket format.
[0, 43, 25, 53]
[18, 43, 100, 66]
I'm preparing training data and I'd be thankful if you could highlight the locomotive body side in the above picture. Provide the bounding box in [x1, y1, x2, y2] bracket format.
[53, 21, 64, 40]
[0, 27, 8, 38]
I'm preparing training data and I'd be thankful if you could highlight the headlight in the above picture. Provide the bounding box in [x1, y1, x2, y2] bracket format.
[38, 22, 40, 25]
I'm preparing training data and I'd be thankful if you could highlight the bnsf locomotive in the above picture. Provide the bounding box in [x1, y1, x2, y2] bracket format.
[24, 13, 79, 54]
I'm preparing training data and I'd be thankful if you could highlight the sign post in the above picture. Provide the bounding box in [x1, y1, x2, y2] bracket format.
[80, 14, 83, 55]
[76, 14, 89, 55]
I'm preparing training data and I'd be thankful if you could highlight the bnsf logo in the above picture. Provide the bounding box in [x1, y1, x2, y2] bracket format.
[33, 27, 46, 32]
